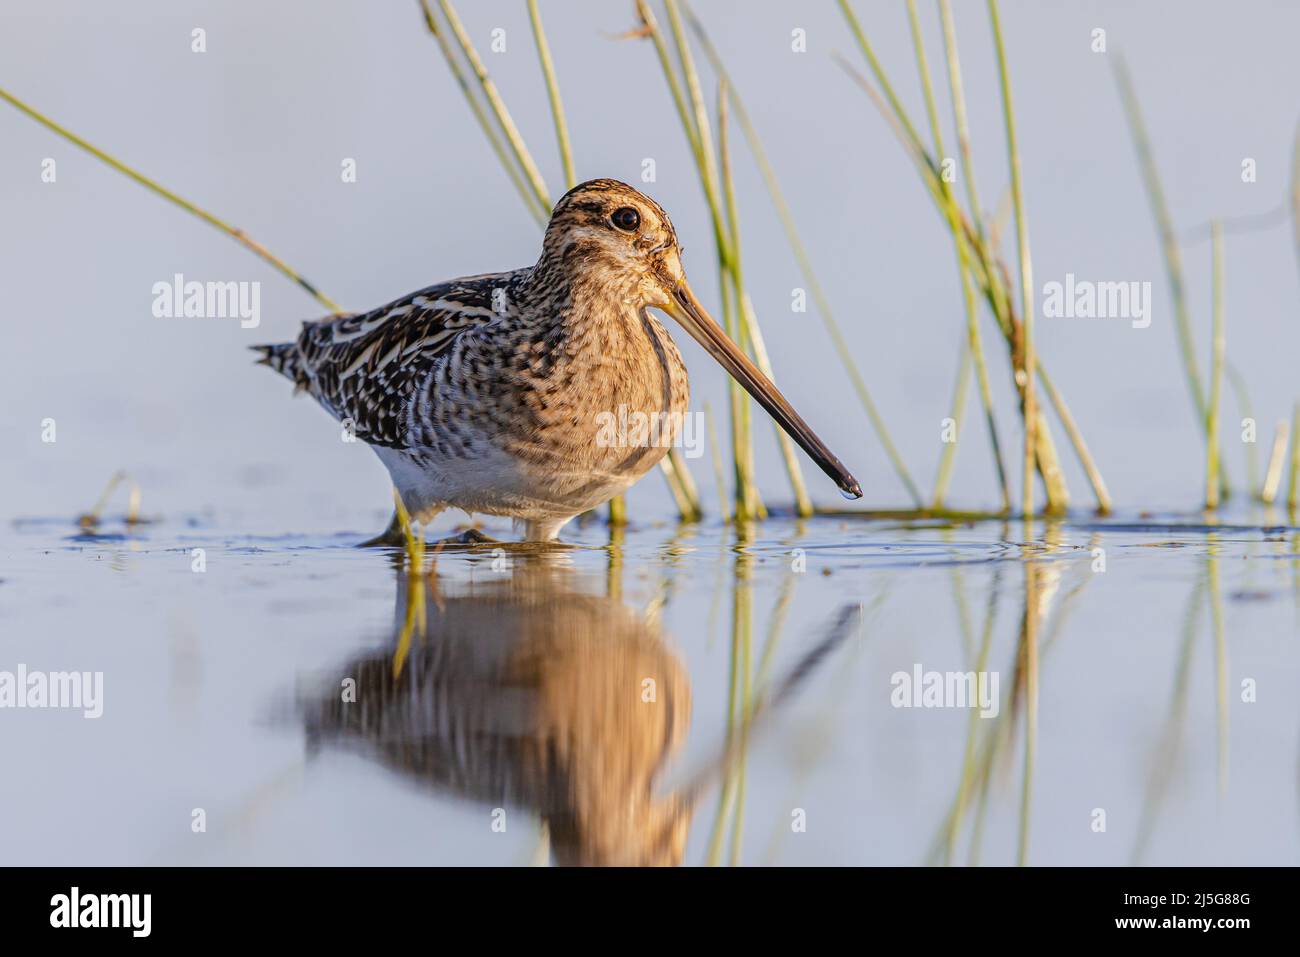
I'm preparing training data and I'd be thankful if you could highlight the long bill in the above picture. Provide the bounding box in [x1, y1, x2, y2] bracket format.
[661, 280, 863, 500]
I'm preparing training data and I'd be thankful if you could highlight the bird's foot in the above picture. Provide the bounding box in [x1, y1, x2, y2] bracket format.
[434, 528, 498, 547]
[357, 510, 409, 549]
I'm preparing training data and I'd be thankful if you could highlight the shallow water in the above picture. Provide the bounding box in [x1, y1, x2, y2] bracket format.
[1, 506, 1296, 866]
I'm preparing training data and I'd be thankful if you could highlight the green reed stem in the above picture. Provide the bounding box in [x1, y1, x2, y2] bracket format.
[638, 2, 704, 170]
[907, 0, 1008, 511]
[1113, 55, 1230, 497]
[843, 13, 1051, 511]
[683, 3, 924, 507]
[437, 0, 552, 210]
[939, 1, 987, 246]
[835, 55, 1087, 512]
[77, 470, 142, 530]
[718, 109, 759, 522]
[962, 269, 1013, 511]
[662, 448, 704, 522]
[419, 0, 547, 223]
[987, 0, 1036, 520]
[0, 86, 340, 312]
[906, 0, 943, 167]
[664, 3, 759, 522]
[718, 258, 759, 521]
[911, 0, 963, 506]
[664, 1, 722, 211]
[1206, 222, 1225, 509]
[1034, 363, 1109, 511]
[606, 493, 627, 527]
[641, 1, 765, 519]
[934, 342, 972, 508]
[937, 0, 1011, 512]
[836, 7, 1089, 513]
[1261, 417, 1290, 504]
[838, 1, 929, 164]
[654, 0, 734, 270]
[526, 0, 576, 190]
[719, 82, 812, 517]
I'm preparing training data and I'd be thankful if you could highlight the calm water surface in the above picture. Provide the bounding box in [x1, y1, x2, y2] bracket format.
[1, 507, 1297, 865]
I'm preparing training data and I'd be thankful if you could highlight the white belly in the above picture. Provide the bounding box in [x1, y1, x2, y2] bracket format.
[374, 437, 660, 525]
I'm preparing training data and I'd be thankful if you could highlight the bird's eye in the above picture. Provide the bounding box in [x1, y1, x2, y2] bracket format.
[611, 206, 641, 232]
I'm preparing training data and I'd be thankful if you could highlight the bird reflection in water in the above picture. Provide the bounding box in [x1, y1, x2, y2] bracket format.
[298, 554, 858, 866]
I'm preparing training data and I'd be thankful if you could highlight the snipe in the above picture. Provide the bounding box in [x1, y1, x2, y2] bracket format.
[255, 179, 860, 543]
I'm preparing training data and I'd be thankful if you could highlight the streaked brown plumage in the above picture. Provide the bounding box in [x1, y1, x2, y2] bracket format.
[256, 179, 860, 541]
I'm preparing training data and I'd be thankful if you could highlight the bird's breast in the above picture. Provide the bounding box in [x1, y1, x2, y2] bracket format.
[410, 306, 691, 513]
[531, 308, 690, 468]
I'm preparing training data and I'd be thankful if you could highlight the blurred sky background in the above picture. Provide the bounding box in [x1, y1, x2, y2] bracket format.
[3, 0, 1299, 532]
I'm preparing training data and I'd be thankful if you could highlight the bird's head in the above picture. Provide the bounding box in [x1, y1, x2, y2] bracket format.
[542, 178, 862, 501]
[543, 178, 686, 303]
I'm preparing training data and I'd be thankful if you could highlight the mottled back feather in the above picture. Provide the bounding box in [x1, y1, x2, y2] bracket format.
[253, 271, 525, 448]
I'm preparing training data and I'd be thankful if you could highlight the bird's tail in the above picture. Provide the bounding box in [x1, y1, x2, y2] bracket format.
[251, 342, 309, 393]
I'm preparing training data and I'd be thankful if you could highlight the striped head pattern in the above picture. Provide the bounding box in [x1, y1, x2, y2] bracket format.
[540, 178, 686, 308]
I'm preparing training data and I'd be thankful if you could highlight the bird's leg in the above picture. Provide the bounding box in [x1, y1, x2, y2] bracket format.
[389, 491, 427, 680]
[397, 499, 423, 570]
[520, 516, 572, 542]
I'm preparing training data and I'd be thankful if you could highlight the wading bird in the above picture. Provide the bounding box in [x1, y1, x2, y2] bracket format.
[255, 179, 860, 544]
